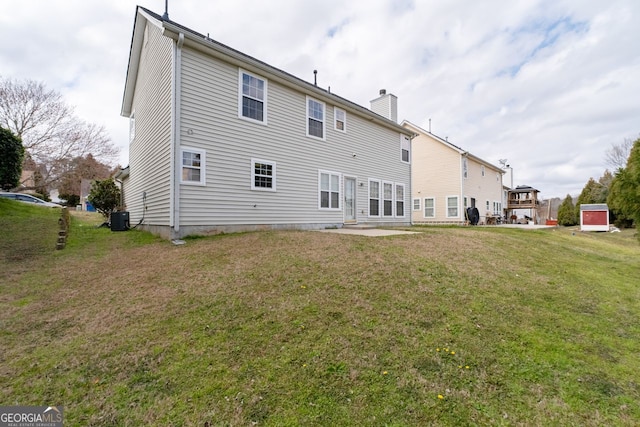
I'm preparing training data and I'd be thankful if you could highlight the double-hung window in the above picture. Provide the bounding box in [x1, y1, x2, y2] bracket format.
[383, 182, 394, 216]
[396, 184, 405, 217]
[251, 159, 276, 191]
[307, 97, 325, 139]
[129, 112, 135, 143]
[401, 135, 410, 163]
[447, 196, 459, 218]
[319, 171, 340, 209]
[369, 179, 380, 216]
[239, 70, 267, 123]
[181, 147, 206, 185]
[424, 198, 435, 218]
[334, 108, 346, 132]
[413, 198, 421, 211]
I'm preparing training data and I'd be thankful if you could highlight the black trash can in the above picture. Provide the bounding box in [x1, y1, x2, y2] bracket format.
[110, 211, 130, 231]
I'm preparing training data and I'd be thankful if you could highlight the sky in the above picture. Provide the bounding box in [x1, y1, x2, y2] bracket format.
[1, 0, 639, 199]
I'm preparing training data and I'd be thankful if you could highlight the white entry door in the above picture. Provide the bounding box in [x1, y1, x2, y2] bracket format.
[344, 177, 356, 222]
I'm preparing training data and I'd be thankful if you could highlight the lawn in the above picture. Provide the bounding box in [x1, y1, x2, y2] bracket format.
[1, 201, 639, 426]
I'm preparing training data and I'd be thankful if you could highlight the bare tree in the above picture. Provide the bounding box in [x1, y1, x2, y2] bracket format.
[605, 137, 635, 171]
[0, 76, 119, 189]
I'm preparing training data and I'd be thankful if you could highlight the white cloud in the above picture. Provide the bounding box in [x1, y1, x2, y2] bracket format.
[1, 0, 638, 198]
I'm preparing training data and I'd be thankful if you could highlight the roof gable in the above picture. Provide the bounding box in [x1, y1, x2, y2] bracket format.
[121, 7, 412, 136]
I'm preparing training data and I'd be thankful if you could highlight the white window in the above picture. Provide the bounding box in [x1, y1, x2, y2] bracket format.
[401, 135, 410, 163]
[481, 165, 486, 177]
[239, 70, 267, 123]
[463, 158, 468, 179]
[486, 200, 490, 211]
[307, 97, 325, 139]
[413, 198, 421, 211]
[383, 182, 394, 216]
[368, 179, 380, 217]
[181, 147, 206, 185]
[129, 112, 135, 143]
[396, 184, 405, 217]
[319, 171, 340, 209]
[334, 108, 346, 132]
[496, 172, 500, 182]
[493, 201, 502, 215]
[251, 159, 276, 191]
[447, 196, 459, 218]
[424, 197, 435, 218]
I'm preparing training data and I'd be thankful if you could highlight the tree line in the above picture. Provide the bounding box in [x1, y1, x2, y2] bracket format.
[0, 76, 119, 204]
[557, 137, 640, 237]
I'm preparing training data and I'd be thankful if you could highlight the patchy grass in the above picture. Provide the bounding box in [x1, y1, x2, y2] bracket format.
[1, 215, 639, 426]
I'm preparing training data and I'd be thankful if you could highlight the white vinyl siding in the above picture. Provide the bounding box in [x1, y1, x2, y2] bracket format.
[251, 159, 276, 191]
[306, 96, 325, 140]
[124, 22, 173, 227]
[239, 69, 267, 124]
[447, 196, 459, 218]
[424, 197, 435, 218]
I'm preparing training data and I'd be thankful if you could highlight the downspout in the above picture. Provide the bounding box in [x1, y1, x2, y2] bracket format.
[461, 152, 468, 223]
[170, 32, 184, 237]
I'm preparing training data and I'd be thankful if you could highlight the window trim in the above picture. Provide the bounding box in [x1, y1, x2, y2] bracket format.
[395, 183, 406, 218]
[413, 198, 421, 211]
[180, 147, 206, 186]
[334, 107, 346, 132]
[129, 112, 135, 143]
[318, 170, 341, 210]
[238, 69, 268, 125]
[251, 158, 276, 192]
[368, 178, 381, 217]
[424, 197, 435, 218]
[481, 165, 486, 177]
[306, 96, 326, 140]
[401, 134, 410, 164]
[446, 195, 459, 218]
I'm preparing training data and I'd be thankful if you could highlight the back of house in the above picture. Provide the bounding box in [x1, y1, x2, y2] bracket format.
[120, 7, 412, 239]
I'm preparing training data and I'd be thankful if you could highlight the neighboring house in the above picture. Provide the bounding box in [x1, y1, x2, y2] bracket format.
[402, 120, 504, 225]
[120, 7, 413, 239]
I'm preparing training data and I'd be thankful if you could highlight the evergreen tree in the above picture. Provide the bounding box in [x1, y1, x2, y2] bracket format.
[0, 127, 24, 190]
[88, 178, 121, 220]
[558, 194, 577, 226]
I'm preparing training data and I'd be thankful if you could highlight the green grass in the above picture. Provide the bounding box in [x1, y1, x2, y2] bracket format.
[1, 207, 639, 426]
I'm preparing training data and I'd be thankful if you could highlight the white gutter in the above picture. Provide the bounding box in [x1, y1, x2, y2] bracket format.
[169, 32, 184, 235]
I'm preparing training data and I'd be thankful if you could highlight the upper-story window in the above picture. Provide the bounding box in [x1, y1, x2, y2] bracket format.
[481, 165, 486, 177]
[129, 112, 135, 143]
[401, 135, 410, 163]
[463, 158, 468, 179]
[307, 97, 325, 140]
[239, 70, 267, 124]
[334, 108, 346, 132]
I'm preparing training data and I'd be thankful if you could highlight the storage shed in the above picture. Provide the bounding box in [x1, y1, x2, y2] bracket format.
[580, 204, 609, 231]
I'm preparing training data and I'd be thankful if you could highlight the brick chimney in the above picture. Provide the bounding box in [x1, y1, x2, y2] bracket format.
[370, 89, 398, 122]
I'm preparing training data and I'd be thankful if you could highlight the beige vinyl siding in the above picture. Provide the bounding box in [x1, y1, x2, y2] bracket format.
[178, 47, 410, 227]
[466, 158, 504, 221]
[125, 22, 172, 226]
[410, 130, 463, 224]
